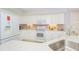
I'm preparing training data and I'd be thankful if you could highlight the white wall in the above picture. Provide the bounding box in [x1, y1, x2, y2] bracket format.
[0, 9, 20, 43]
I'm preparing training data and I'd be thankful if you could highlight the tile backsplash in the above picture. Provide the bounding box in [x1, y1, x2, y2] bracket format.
[19, 24, 64, 31]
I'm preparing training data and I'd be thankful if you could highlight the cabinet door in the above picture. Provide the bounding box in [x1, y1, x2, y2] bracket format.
[1, 13, 13, 39]
[45, 31, 50, 41]
[19, 30, 35, 41]
[71, 12, 79, 25]
[29, 30, 35, 40]
[19, 30, 29, 40]
[51, 14, 64, 24]
[12, 16, 19, 35]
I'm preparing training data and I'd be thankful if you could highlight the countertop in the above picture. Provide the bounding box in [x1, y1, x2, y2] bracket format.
[0, 36, 65, 51]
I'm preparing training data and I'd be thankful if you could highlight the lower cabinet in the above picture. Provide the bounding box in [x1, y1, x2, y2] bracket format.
[19, 30, 36, 41]
[19, 30, 45, 42]
[65, 36, 79, 51]
[66, 41, 79, 51]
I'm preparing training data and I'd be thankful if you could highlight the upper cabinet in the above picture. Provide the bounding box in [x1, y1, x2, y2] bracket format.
[51, 14, 64, 24]
[19, 13, 64, 31]
[21, 13, 64, 24]
[71, 12, 79, 25]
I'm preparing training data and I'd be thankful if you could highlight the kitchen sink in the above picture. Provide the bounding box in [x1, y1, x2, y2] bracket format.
[49, 40, 65, 51]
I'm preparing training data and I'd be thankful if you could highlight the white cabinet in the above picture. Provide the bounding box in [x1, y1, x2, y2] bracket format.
[20, 13, 64, 24]
[51, 14, 64, 24]
[19, 30, 36, 41]
[46, 31, 65, 41]
[12, 16, 19, 35]
[70, 12, 79, 25]
[65, 36, 79, 51]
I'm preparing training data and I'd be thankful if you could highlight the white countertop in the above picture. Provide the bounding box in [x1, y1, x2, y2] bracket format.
[66, 36, 79, 43]
[0, 36, 65, 51]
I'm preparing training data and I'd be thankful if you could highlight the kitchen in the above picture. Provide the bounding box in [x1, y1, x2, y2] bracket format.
[0, 8, 79, 51]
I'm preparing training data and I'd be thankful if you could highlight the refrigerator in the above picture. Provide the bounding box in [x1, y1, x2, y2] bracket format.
[0, 11, 19, 44]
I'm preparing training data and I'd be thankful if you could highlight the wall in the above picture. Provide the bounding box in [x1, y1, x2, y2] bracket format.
[0, 9, 20, 43]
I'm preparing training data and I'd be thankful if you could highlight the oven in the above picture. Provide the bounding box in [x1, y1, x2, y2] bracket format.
[37, 33, 44, 38]
[36, 29, 46, 42]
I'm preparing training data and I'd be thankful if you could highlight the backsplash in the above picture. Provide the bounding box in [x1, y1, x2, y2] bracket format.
[19, 24, 64, 31]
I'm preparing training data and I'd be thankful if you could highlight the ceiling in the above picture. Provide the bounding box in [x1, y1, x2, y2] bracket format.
[5, 8, 79, 15]
[21, 8, 68, 15]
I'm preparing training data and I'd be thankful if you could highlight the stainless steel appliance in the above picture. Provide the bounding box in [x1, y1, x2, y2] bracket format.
[36, 24, 47, 42]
